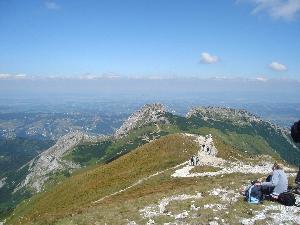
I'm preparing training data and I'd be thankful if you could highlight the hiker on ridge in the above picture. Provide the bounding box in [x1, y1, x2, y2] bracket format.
[260, 162, 288, 199]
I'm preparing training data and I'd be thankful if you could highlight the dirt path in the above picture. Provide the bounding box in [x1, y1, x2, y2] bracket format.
[92, 162, 188, 204]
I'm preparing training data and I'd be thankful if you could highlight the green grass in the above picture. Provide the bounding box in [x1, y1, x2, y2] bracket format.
[48, 172, 272, 225]
[5, 110, 300, 224]
[62, 140, 112, 166]
[62, 124, 180, 167]
[7, 134, 198, 225]
[7, 130, 289, 225]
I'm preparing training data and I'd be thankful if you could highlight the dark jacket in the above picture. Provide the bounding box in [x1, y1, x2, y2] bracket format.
[246, 184, 262, 202]
[296, 166, 300, 184]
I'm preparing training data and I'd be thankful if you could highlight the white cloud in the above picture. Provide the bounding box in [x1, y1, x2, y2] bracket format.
[0, 74, 12, 79]
[0, 73, 27, 79]
[200, 52, 219, 64]
[45, 1, 60, 10]
[269, 61, 287, 71]
[255, 77, 268, 81]
[241, 0, 300, 21]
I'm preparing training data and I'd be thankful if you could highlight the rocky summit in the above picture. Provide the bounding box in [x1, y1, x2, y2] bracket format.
[114, 103, 169, 138]
[187, 106, 261, 125]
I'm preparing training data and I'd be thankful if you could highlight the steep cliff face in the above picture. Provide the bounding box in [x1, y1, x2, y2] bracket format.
[14, 131, 100, 193]
[114, 103, 169, 138]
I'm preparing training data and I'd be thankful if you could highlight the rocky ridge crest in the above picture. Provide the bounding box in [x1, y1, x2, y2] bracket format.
[187, 106, 298, 149]
[14, 131, 101, 193]
[187, 106, 261, 125]
[114, 103, 169, 138]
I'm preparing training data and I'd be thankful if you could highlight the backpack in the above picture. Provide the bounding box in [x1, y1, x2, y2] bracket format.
[277, 192, 297, 206]
[246, 185, 262, 204]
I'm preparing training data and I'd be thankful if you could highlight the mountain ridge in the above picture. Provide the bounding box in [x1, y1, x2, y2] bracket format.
[1, 103, 300, 224]
[4, 103, 300, 195]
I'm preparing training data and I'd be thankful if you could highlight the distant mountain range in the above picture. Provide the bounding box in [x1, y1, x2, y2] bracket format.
[1, 104, 300, 224]
[0, 111, 126, 140]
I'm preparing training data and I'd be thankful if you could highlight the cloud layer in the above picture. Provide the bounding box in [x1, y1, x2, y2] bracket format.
[0, 73, 27, 80]
[200, 52, 219, 64]
[242, 0, 300, 21]
[269, 61, 287, 71]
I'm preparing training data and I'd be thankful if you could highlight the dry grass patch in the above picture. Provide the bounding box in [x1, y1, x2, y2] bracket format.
[7, 134, 198, 225]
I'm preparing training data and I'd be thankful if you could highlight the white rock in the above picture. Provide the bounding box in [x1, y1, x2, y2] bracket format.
[174, 211, 189, 219]
[146, 219, 156, 225]
[140, 193, 202, 219]
[190, 204, 200, 211]
[203, 204, 226, 211]
[241, 204, 300, 225]
[126, 221, 138, 225]
[0, 177, 6, 189]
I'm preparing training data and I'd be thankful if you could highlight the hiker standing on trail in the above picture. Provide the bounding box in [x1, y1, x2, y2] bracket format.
[190, 156, 195, 166]
[196, 156, 200, 166]
[261, 162, 288, 198]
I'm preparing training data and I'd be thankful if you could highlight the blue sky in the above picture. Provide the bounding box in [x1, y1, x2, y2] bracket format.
[0, 0, 300, 79]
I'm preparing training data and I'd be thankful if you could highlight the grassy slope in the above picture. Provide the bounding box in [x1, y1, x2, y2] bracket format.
[7, 134, 198, 225]
[53, 135, 294, 225]
[7, 132, 289, 225]
[62, 125, 166, 166]
[5, 112, 299, 224]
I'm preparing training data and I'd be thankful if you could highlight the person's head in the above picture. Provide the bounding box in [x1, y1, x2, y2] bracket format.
[272, 162, 283, 171]
[251, 179, 261, 185]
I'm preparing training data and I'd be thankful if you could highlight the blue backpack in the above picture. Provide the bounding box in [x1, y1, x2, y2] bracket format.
[246, 185, 262, 204]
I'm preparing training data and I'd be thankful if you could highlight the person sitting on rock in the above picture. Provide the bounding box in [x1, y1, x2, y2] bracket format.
[260, 162, 288, 199]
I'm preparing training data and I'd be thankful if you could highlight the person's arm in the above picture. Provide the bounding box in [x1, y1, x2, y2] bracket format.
[262, 171, 279, 187]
